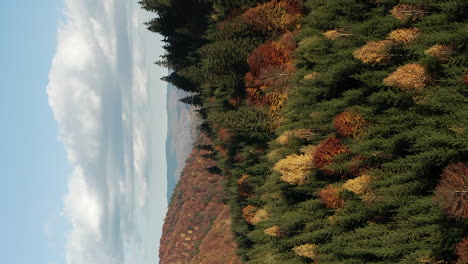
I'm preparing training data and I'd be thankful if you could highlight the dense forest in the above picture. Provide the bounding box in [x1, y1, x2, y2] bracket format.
[141, 0, 468, 263]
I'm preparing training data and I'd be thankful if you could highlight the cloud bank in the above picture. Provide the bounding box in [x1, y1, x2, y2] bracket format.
[47, 1, 167, 263]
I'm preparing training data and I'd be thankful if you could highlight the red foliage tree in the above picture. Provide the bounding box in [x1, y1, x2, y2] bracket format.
[434, 162, 468, 219]
[313, 137, 348, 175]
[245, 32, 297, 89]
[317, 185, 344, 209]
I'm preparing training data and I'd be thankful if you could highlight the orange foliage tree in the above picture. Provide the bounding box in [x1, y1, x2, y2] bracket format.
[333, 110, 367, 138]
[383, 63, 431, 92]
[313, 137, 348, 175]
[390, 4, 427, 21]
[434, 162, 468, 219]
[353, 40, 395, 65]
[317, 185, 344, 209]
[241, 0, 301, 34]
[456, 238, 468, 264]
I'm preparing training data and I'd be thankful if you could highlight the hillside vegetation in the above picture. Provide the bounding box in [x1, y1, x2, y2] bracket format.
[142, 0, 468, 263]
[160, 135, 242, 264]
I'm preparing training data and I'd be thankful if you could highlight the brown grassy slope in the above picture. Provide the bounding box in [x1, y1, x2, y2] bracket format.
[159, 136, 242, 264]
[190, 205, 242, 264]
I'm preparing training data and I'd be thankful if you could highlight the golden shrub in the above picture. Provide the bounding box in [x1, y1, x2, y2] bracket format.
[383, 63, 431, 92]
[387, 28, 420, 44]
[353, 40, 394, 65]
[333, 110, 367, 138]
[424, 44, 454, 61]
[343, 174, 375, 202]
[292, 243, 318, 259]
[390, 4, 427, 21]
[273, 153, 314, 185]
[264, 226, 286, 237]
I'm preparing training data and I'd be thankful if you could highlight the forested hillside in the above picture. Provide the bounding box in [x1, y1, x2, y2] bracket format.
[142, 0, 468, 263]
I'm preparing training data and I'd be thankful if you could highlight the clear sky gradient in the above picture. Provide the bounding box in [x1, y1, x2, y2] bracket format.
[1, 1, 168, 264]
[0, 1, 69, 264]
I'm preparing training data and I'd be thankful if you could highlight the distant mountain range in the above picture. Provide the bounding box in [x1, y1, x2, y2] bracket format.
[165, 82, 196, 202]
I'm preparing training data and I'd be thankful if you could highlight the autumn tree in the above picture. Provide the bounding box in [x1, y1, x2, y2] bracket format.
[353, 40, 395, 65]
[245, 32, 297, 89]
[333, 110, 367, 138]
[273, 153, 315, 185]
[264, 226, 287, 237]
[387, 28, 421, 44]
[313, 137, 348, 175]
[241, 0, 301, 34]
[383, 63, 431, 92]
[292, 243, 318, 259]
[317, 185, 344, 209]
[434, 162, 468, 219]
[342, 174, 375, 202]
[323, 28, 353, 40]
[390, 4, 427, 21]
[424, 44, 454, 61]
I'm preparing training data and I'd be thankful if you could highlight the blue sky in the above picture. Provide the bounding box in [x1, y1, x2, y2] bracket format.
[1, 1, 168, 263]
[0, 1, 69, 263]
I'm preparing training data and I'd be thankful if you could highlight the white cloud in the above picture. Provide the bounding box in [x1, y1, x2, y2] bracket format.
[47, 1, 168, 263]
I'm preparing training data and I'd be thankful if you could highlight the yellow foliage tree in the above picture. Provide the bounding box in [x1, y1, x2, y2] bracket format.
[387, 28, 420, 44]
[264, 226, 286, 237]
[353, 40, 394, 65]
[383, 63, 431, 92]
[343, 174, 375, 202]
[292, 243, 318, 259]
[251, 208, 269, 225]
[273, 153, 314, 185]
